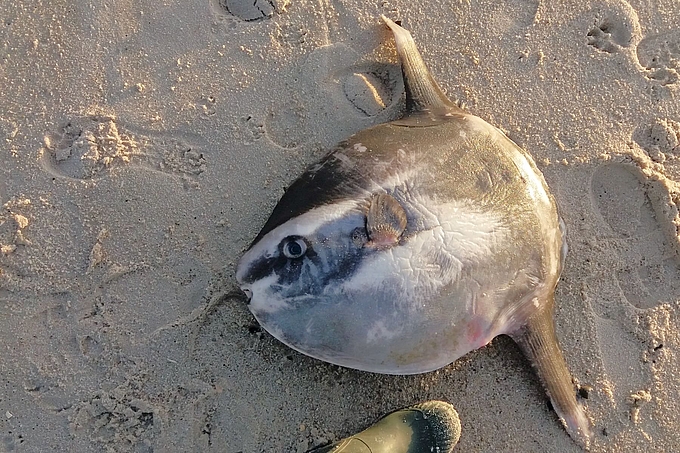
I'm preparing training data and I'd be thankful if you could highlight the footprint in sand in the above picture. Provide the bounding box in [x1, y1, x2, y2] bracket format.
[261, 43, 403, 149]
[586, 0, 641, 54]
[210, 0, 284, 22]
[636, 31, 680, 86]
[591, 164, 680, 310]
[265, 64, 398, 148]
[301, 43, 402, 120]
[40, 115, 206, 184]
[632, 117, 680, 162]
[340, 65, 399, 117]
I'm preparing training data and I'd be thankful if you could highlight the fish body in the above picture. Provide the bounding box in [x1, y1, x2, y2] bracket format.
[236, 16, 592, 448]
[239, 113, 560, 373]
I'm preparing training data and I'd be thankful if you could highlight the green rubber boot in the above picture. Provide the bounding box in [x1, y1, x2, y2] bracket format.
[306, 400, 461, 453]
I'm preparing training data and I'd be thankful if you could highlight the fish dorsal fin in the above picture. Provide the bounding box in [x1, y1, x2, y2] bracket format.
[381, 15, 461, 115]
[366, 193, 407, 249]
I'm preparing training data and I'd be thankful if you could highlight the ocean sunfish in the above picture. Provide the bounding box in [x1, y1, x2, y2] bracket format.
[236, 16, 592, 448]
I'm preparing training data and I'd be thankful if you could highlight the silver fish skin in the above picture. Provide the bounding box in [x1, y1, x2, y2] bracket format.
[236, 16, 592, 449]
[238, 113, 559, 372]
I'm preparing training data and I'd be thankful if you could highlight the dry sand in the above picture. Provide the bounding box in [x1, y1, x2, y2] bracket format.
[0, 0, 679, 451]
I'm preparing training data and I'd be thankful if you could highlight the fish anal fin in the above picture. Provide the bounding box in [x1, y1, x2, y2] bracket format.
[509, 295, 593, 449]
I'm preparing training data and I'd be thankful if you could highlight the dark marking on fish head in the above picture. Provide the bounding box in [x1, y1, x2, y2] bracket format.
[236, 197, 399, 365]
[236, 196, 372, 309]
[248, 145, 367, 247]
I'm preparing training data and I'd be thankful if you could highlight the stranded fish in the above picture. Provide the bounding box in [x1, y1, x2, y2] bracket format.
[236, 16, 592, 448]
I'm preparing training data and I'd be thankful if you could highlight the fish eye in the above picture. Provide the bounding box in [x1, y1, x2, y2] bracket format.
[282, 236, 307, 259]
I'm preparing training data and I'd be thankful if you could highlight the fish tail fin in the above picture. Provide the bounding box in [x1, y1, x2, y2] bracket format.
[509, 295, 593, 449]
[381, 16, 462, 115]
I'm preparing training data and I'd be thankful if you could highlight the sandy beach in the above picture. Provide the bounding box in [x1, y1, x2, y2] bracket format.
[0, 0, 678, 451]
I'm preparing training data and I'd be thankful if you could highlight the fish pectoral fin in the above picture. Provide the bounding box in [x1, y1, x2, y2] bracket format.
[366, 193, 407, 249]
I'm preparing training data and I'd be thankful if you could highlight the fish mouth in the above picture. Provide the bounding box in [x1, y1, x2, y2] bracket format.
[240, 286, 253, 302]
